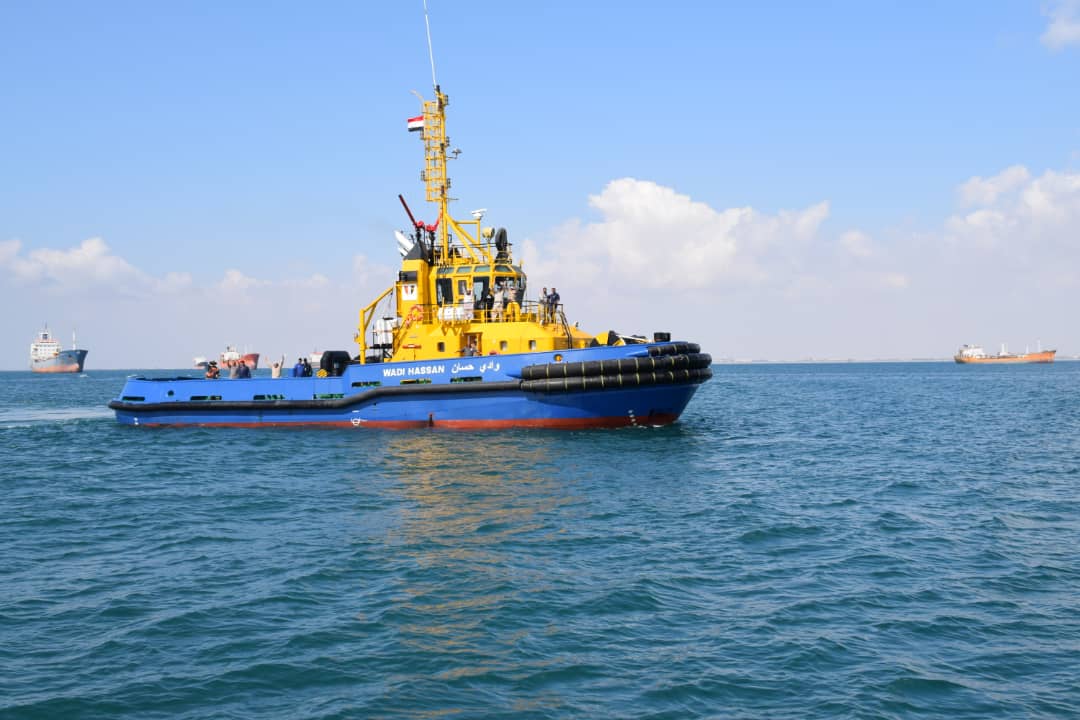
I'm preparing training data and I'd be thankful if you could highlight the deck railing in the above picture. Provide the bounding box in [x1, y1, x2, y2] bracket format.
[416, 299, 566, 325]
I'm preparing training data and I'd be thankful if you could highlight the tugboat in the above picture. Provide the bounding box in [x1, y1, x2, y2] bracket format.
[108, 65, 712, 427]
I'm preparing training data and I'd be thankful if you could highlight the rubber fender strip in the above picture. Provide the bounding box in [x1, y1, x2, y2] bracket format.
[521, 352, 712, 380]
[648, 342, 701, 357]
[520, 366, 712, 394]
[514, 341, 702, 375]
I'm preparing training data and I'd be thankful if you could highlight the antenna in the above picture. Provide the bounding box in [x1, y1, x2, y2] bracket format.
[399, 194, 420, 228]
[423, 0, 437, 89]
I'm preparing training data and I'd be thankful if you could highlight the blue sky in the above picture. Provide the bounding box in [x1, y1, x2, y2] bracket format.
[2, 1, 1079, 367]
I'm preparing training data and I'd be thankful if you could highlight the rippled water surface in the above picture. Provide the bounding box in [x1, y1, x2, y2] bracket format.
[3, 363, 1079, 718]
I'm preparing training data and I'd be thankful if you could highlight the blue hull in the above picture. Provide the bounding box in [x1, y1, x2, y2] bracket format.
[109, 343, 711, 429]
[31, 349, 88, 374]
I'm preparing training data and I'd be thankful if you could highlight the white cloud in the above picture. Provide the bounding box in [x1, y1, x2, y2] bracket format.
[1042, 0, 1080, 49]
[158, 272, 193, 293]
[957, 165, 1030, 207]
[840, 230, 874, 258]
[514, 180, 864, 356]
[352, 253, 392, 288]
[3, 164, 1079, 367]
[1021, 170, 1080, 223]
[0, 240, 21, 266]
[517, 168, 1079, 360]
[218, 269, 267, 292]
[522, 178, 829, 293]
[947, 166, 1080, 249]
[881, 272, 910, 289]
[0, 237, 390, 368]
[0, 237, 145, 290]
[285, 273, 330, 290]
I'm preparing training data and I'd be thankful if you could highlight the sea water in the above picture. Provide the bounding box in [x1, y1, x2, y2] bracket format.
[2, 363, 1078, 719]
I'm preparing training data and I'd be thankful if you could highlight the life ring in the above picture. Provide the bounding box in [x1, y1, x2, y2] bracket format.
[403, 304, 424, 328]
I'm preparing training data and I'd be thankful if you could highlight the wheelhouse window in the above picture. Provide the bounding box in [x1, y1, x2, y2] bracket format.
[436, 278, 453, 305]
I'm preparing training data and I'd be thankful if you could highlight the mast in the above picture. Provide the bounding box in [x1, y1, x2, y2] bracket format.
[420, 0, 449, 259]
[420, 87, 451, 256]
[415, 1, 493, 266]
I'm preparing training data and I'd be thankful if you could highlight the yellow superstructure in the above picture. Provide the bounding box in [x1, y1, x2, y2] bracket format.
[356, 85, 595, 363]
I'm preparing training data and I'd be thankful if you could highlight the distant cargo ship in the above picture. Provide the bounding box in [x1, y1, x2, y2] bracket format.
[220, 346, 259, 370]
[30, 326, 88, 373]
[195, 346, 260, 370]
[954, 344, 1056, 364]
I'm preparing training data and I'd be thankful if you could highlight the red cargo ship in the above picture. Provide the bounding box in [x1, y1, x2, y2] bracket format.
[954, 344, 1056, 364]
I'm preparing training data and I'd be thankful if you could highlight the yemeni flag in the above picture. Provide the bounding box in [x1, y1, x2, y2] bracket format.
[407, 115, 424, 133]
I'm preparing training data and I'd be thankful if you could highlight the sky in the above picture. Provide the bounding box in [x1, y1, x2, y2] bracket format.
[2, 0, 1079, 368]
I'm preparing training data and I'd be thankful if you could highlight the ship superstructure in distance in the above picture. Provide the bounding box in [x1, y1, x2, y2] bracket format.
[30, 326, 88, 374]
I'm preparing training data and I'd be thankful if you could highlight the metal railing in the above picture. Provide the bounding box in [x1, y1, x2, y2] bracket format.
[382, 300, 575, 355]
[417, 299, 566, 325]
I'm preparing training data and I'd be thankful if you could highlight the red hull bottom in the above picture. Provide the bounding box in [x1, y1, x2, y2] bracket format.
[31, 364, 83, 374]
[954, 350, 1056, 364]
[219, 356, 260, 370]
[134, 413, 680, 430]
